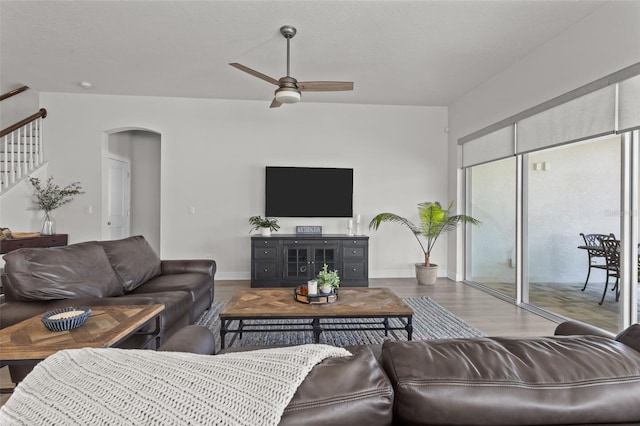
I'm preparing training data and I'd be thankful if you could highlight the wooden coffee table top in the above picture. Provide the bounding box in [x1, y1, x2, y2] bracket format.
[220, 287, 413, 319]
[0, 304, 164, 361]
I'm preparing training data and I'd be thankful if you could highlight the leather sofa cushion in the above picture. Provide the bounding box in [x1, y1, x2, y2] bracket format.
[131, 272, 213, 322]
[382, 336, 640, 425]
[2, 242, 123, 301]
[279, 346, 393, 426]
[100, 236, 161, 291]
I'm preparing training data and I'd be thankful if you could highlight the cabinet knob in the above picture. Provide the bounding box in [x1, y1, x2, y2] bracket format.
[353, 268, 357, 271]
[294, 241, 298, 244]
[352, 241, 357, 244]
[264, 241, 268, 244]
[264, 251, 268, 254]
[323, 241, 327, 244]
[264, 268, 268, 272]
[352, 250, 357, 254]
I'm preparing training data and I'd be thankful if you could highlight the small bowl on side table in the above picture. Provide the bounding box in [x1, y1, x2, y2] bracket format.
[41, 307, 92, 332]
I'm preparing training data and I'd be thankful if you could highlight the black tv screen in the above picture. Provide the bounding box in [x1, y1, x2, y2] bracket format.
[265, 167, 353, 217]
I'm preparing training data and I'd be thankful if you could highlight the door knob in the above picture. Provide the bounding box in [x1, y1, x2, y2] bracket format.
[107, 222, 111, 225]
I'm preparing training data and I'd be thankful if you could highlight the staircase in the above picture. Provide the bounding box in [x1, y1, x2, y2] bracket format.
[0, 86, 47, 194]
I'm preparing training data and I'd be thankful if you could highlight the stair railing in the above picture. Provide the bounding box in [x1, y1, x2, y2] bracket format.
[0, 108, 47, 193]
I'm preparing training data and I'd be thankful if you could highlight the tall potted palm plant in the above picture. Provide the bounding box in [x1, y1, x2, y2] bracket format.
[369, 201, 480, 284]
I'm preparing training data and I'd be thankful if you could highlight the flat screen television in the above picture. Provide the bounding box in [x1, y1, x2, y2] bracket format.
[265, 166, 353, 217]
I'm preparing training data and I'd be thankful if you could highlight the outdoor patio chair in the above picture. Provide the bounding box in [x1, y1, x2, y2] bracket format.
[579, 233, 614, 292]
[597, 235, 620, 305]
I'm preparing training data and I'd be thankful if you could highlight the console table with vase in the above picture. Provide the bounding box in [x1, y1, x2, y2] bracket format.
[250, 234, 368, 288]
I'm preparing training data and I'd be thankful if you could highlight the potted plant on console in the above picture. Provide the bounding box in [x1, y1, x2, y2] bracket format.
[316, 263, 340, 294]
[248, 215, 280, 237]
[369, 201, 480, 285]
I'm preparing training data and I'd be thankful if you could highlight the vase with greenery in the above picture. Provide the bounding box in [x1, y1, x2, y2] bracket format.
[316, 263, 340, 294]
[248, 215, 280, 236]
[29, 176, 84, 236]
[369, 201, 480, 284]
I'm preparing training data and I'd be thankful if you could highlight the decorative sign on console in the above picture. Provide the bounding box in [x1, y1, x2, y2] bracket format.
[295, 226, 322, 235]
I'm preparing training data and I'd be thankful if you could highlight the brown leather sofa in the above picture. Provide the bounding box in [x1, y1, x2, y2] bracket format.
[160, 321, 640, 425]
[0, 235, 216, 381]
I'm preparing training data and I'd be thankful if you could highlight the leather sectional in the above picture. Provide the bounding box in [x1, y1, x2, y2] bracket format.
[162, 320, 640, 425]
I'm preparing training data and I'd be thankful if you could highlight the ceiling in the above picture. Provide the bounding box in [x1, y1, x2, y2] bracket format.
[0, 0, 607, 107]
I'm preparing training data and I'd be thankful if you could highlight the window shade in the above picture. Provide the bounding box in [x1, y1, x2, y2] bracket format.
[461, 125, 514, 168]
[516, 85, 616, 154]
[618, 74, 640, 133]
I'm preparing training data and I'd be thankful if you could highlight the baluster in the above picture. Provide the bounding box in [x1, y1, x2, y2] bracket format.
[37, 117, 42, 164]
[28, 121, 34, 171]
[16, 127, 22, 179]
[2, 136, 7, 190]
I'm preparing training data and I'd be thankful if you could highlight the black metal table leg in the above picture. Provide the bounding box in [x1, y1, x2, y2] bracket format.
[220, 319, 228, 350]
[406, 315, 413, 340]
[312, 318, 322, 343]
[383, 318, 389, 336]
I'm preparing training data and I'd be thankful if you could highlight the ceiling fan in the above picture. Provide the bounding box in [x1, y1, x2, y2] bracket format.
[230, 25, 354, 108]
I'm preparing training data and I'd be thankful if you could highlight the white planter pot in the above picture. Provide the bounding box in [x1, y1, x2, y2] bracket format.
[319, 284, 333, 294]
[261, 228, 271, 237]
[415, 263, 438, 285]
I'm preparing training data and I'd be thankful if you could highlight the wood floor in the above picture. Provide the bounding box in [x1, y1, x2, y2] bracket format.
[215, 278, 559, 337]
[0, 277, 560, 407]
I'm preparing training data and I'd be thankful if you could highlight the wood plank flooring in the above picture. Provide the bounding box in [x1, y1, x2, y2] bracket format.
[215, 278, 559, 337]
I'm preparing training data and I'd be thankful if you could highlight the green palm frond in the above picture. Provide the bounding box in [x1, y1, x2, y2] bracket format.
[369, 201, 480, 266]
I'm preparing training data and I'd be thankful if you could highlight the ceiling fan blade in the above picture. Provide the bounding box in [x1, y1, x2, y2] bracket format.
[297, 81, 354, 92]
[269, 98, 282, 108]
[229, 63, 279, 85]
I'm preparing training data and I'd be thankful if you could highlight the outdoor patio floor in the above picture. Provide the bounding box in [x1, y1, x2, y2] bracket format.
[475, 280, 639, 333]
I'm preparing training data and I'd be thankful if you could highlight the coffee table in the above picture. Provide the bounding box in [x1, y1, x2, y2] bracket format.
[219, 287, 413, 350]
[0, 304, 165, 364]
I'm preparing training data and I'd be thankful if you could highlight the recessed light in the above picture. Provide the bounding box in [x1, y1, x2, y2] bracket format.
[79, 81, 93, 89]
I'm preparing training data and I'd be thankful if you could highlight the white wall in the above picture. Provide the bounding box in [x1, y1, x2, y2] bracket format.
[129, 130, 161, 253]
[31, 93, 447, 279]
[447, 1, 640, 279]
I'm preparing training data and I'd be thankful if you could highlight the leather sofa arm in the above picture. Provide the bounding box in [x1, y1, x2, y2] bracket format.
[157, 325, 215, 355]
[554, 320, 616, 339]
[160, 259, 216, 277]
[615, 324, 640, 353]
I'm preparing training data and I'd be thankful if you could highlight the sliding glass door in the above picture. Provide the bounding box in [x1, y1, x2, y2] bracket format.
[467, 158, 516, 299]
[525, 136, 621, 332]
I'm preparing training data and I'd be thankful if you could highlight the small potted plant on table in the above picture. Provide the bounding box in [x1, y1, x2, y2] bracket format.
[248, 215, 280, 237]
[316, 264, 340, 294]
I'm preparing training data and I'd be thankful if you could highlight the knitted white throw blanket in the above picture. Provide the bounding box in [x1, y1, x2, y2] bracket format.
[0, 344, 351, 426]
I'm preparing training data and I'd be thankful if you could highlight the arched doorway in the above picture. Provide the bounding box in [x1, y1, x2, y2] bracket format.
[103, 129, 161, 253]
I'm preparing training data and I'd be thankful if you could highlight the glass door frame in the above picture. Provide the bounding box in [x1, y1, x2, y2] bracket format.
[463, 129, 639, 331]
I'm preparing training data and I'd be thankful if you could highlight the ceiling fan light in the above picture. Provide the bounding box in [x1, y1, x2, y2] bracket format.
[275, 88, 301, 104]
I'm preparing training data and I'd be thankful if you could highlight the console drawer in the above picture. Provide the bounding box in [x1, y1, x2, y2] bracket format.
[254, 247, 278, 260]
[254, 261, 278, 280]
[343, 247, 365, 258]
[253, 239, 278, 247]
[342, 262, 367, 280]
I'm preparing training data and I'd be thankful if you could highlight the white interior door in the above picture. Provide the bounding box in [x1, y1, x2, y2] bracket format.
[108, 157, 131, 240]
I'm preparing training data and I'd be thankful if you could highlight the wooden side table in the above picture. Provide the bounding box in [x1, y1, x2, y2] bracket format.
[0, 304, 165, 365]
[0, 234, 68, 254]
